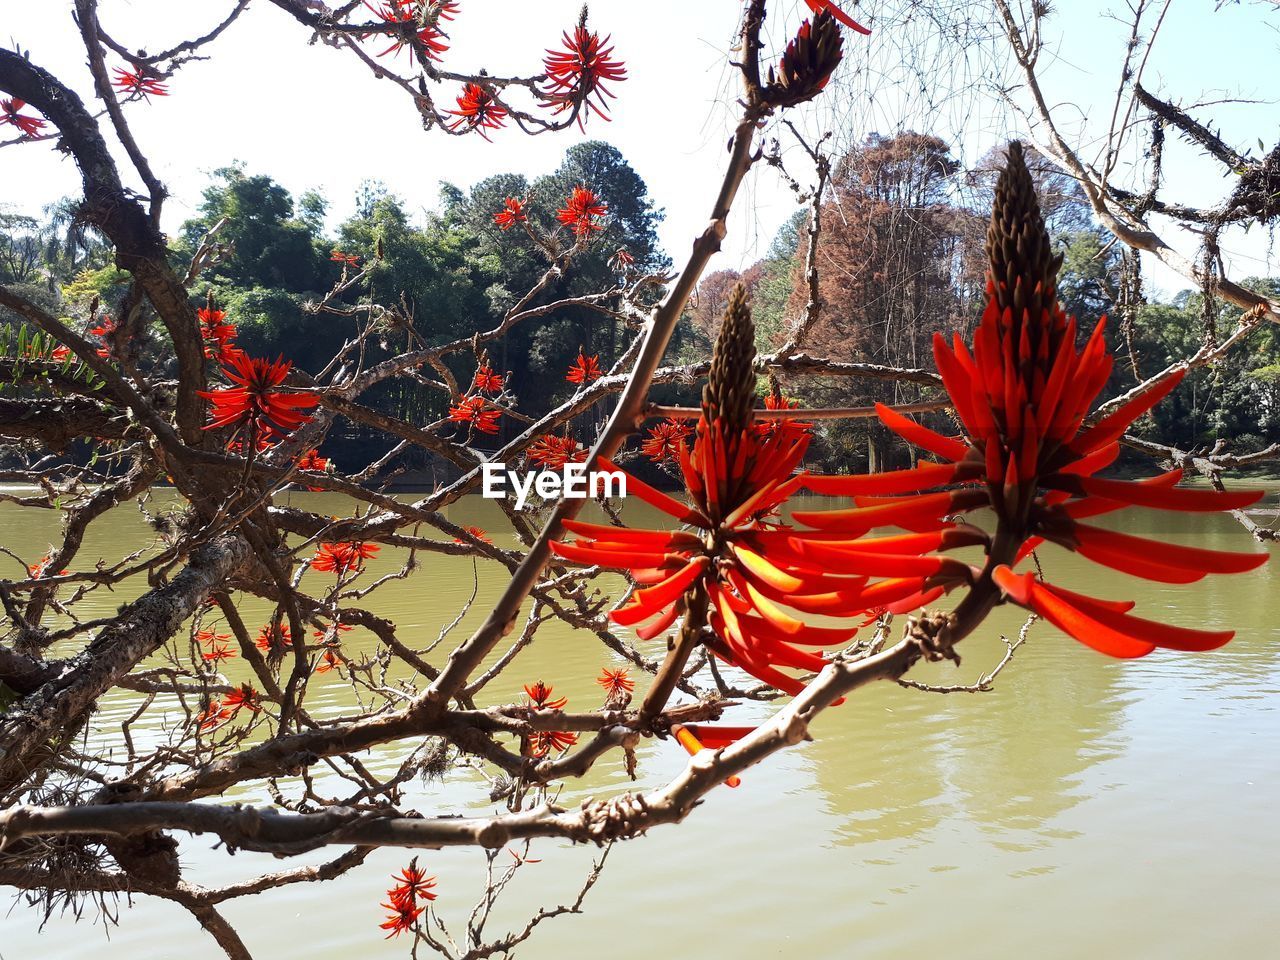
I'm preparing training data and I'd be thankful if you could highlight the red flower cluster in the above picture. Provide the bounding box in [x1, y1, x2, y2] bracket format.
[793, 142, 1266, 658]
[472, 364, 505, 393]
[27, 554, 67, 579]
[312, 541, 380, 575]
[1, 98, 46, 137]
[596, 667, 634, 697]
[557, 185, 607, 238]
[552, 422, 863, 693]
[494, 197, 527, 231]
[196, 700, 229, 731]
[553, 292, 868, 695]
[89, 315, 120, 360]
[453, 525, 493, 545]
[197, 684, 260, 731]
[223, 684, 261, 715]
[363, 0, 451, 60]
[523, 680, 577, 756]
[294, 448, 332, 490]
[524, 680, 566, 710]
[641, 418, 691, 462]
[380, 858, 437, 938]
[528, 434, 585, 469]
[565, 350, 602, 384]
[542, 23, 626, 125]
[198, 352, 319, 443]
[314, 648, 344, 675]
[447, 395, 501, 433]
[608, 247, 635, 272]
[448, 83, 507, 139]
[254, 623, 292, 653]
[201, 640, 237, 665]
[198, 306, 238, 362]
[758, 394, 812, 442]
[112, 67, 168, 99]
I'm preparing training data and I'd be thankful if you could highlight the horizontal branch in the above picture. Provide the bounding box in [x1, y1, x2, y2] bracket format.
[645, 400, 951, 421]
[0, 635, 932, 855]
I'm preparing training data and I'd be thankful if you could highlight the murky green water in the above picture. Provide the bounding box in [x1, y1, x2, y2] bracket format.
[2, 487, 1277, 959]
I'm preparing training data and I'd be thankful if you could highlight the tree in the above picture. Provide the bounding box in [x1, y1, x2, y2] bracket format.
[786, 131, 969, 471]
[0, 4, 1273, 960]
[179, 165, 328, 294]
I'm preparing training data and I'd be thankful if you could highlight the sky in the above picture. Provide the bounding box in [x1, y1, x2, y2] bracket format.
[2, 0, 1278, 297]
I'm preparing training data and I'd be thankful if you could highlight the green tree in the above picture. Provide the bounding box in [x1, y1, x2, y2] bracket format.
[178, 165, 327, 293]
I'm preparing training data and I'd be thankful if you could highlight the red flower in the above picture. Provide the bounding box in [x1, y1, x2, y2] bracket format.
[195, 629, 230, 646]
[552, 286, 872, 697]
[794, 143, 1266, 658]
[381, 857, 436, 937]
[89, 314, 120, 360]
[758, 394, 812, 442]
[448, 83, 507, 139]
[379, 899, 424, 938]
[51, 344, 71, 362]
[197, 699, 231, 731]
[198, 306, 238, 362]
[111, 67, 168, 99]
[641, 418, 691, 462]
[27, 554, 67, 579]
[447, 395, 501, 434]
[201, 641, 237, 665]
[295, 449, 332, 490]
[225, 684, 261, 714]
[494, 197, 527, 231]
[528, 729, 578, 757]
[312, 541, 380, 575]
[254, 623, 292, 652]
[565, 350, 603, 384]
[453, 525, 493, 544]
[803, 0, 872, 34]
[596, 667, 634, 697]
[199, 685, 257, 731]
[362, 1, 450, 60]
[198, 352, 319, 441]
[473, 365, 505, 393]
[523, 680, 567, 710]
[528, 434, 586, 469]
[522, 681, 578, 756]
[1, 98, 47, 137]
[556, 185, 607, 237]
[542, 23, 627, 126]
[389, 858, 438, 904]
[314, 649, 344, 674]
[608, 247, 635, 272]
[296, 449, 330, 472]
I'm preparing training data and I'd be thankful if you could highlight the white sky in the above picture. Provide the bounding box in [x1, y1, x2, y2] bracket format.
[2, 0, 1278, 296]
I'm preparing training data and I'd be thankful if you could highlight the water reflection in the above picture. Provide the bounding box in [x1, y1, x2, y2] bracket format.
[1, 486, 1277, 958]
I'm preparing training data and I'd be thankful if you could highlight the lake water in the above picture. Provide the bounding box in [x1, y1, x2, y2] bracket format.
[2, 487, 1277, 959]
